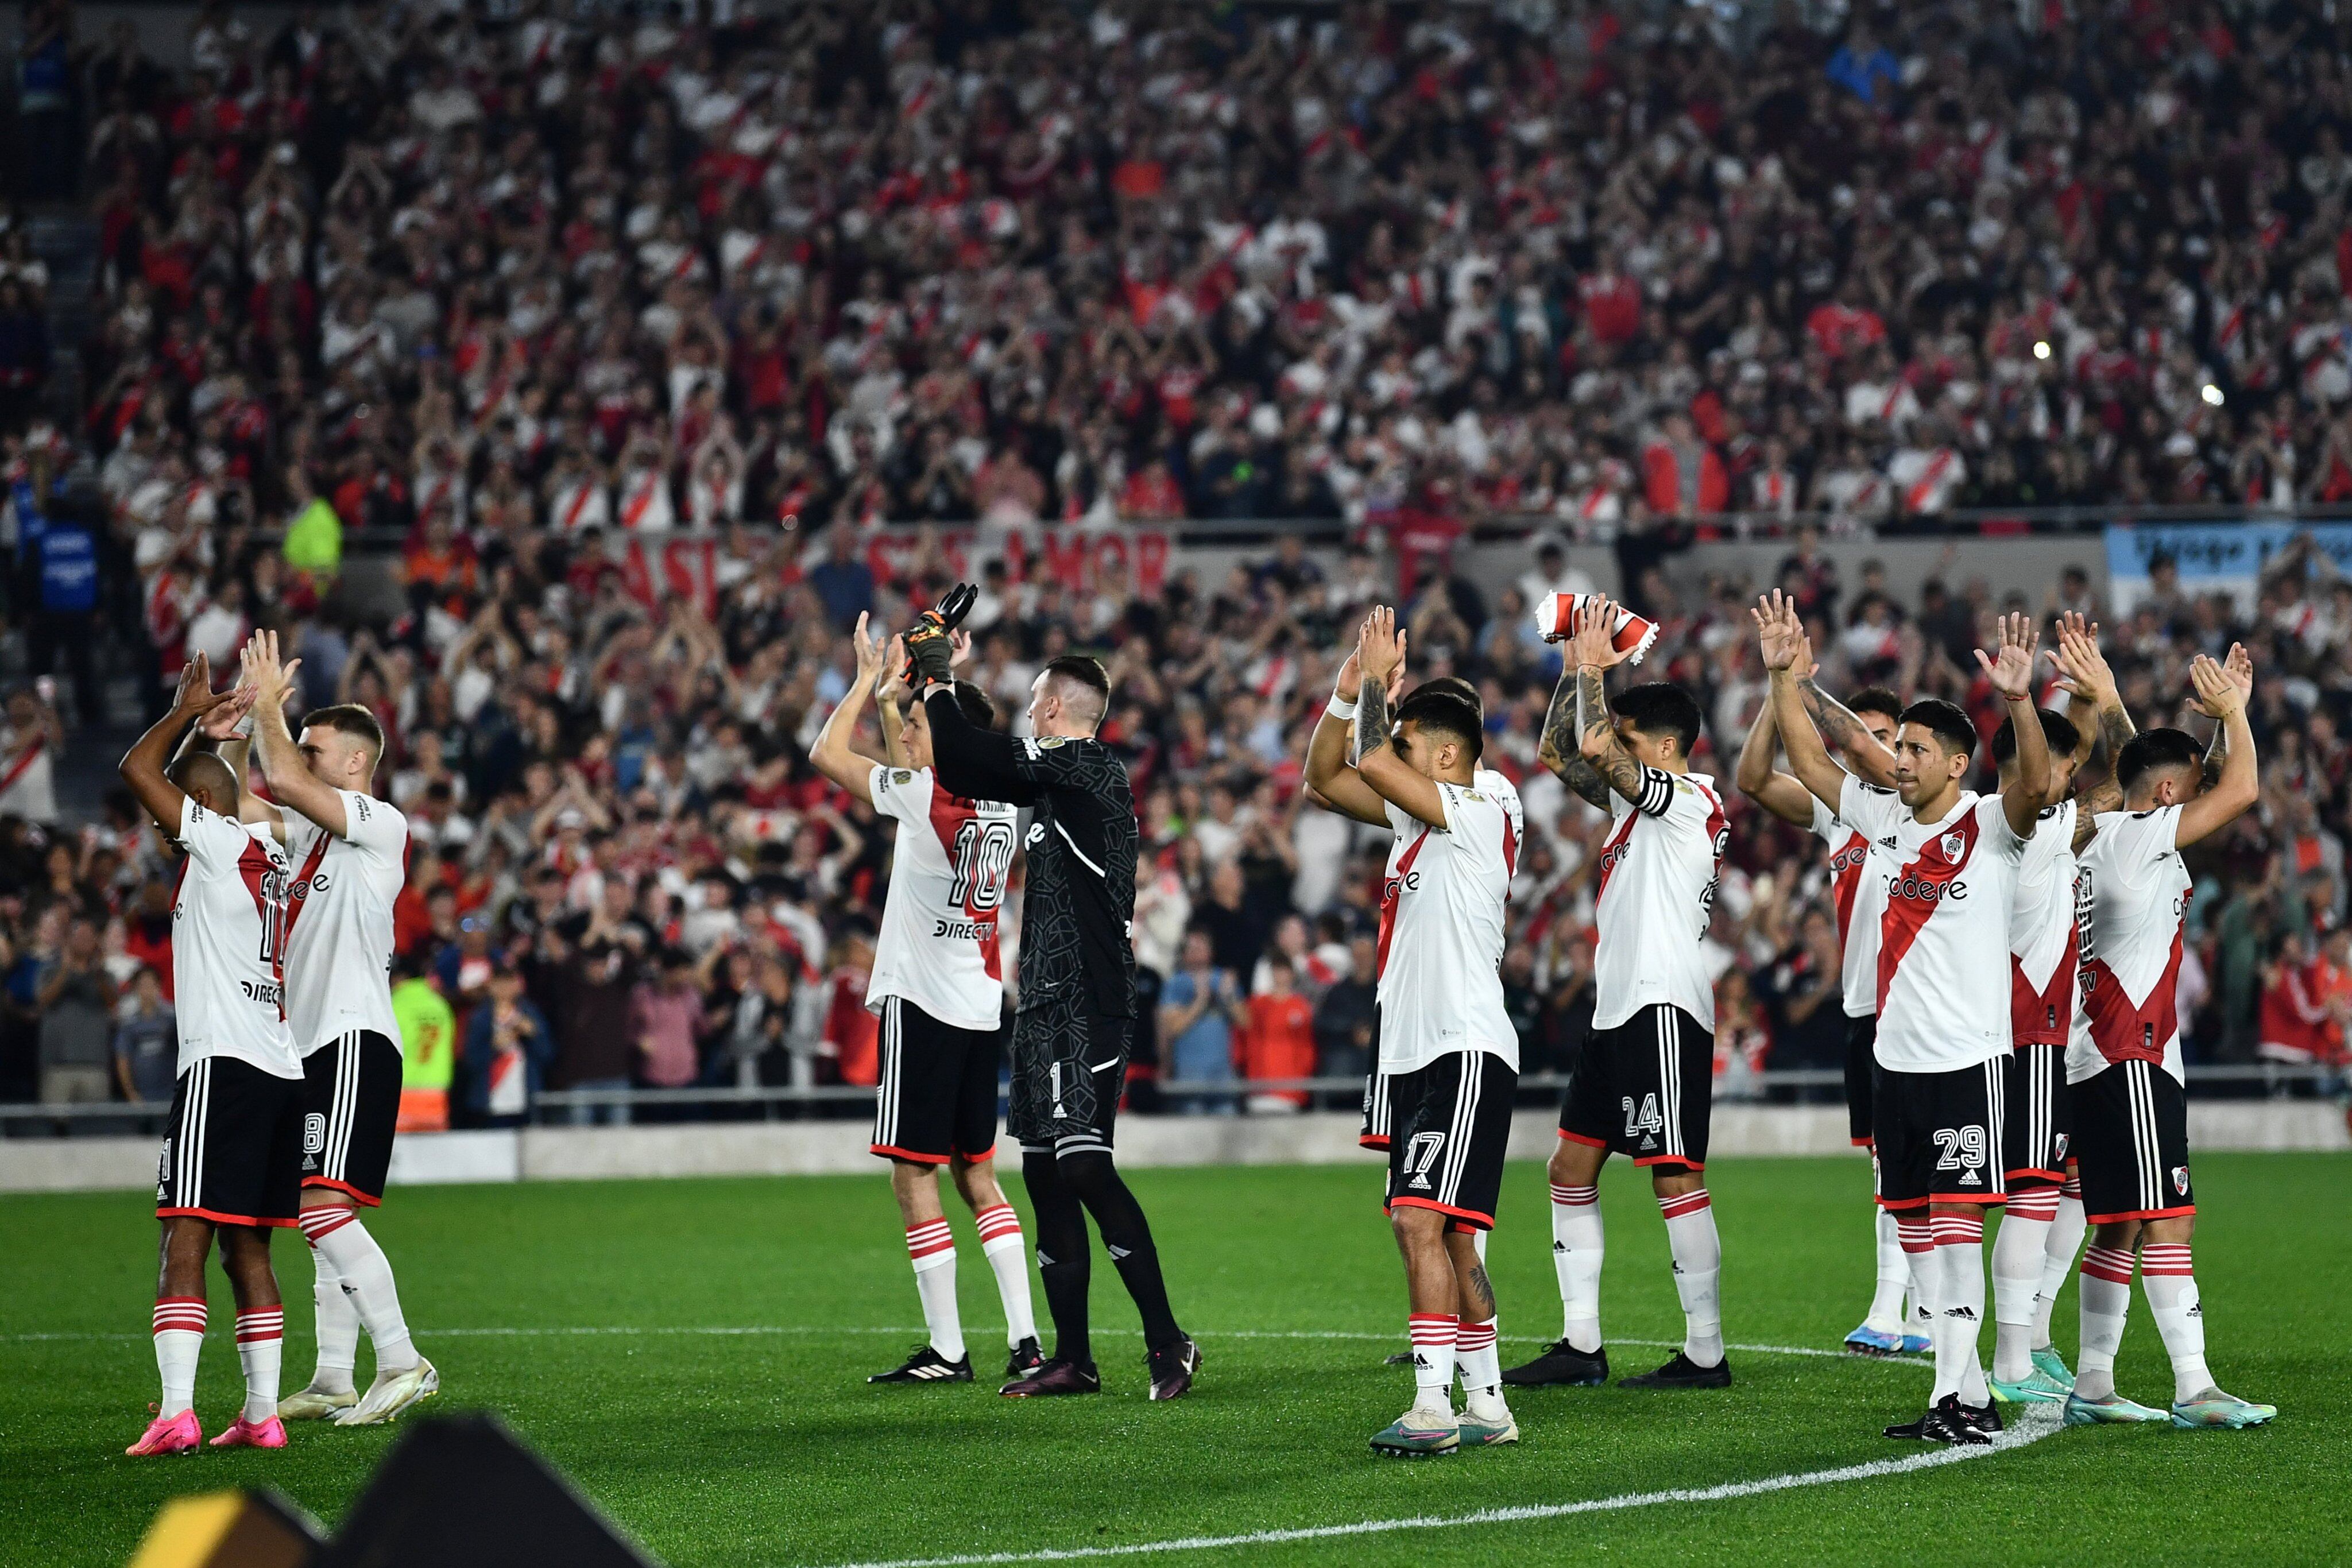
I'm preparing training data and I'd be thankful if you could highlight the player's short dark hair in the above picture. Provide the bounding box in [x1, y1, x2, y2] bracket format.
[1615, 682, 1703, 760]
[1849, 685, 1905, 723]
[1394, 688, 1484, 761]
[167, 752, 237, 806]
[301, 703, 386, 764]
[1041, 655, 1109, 727]
[946, 678, 993, 729]
[2116, 727, 2202, 793]
[1991, 709, 2080, 769]
[1899, 698, 1976, 759]
[1416, 675, 1483, 715]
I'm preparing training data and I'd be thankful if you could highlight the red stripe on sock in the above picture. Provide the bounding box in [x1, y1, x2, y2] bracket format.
[234, 1310, 285, 1344]
[1550, 1184, 1598, 1206]
[2060, 1175, 2082, 1199]
[298, 1207, 357, 1243]
[2005, 1188, 2060, 1221]
[2138, 1244, 2194, 1276]
[1658, 1188, 1712, 1219]
[152, 1298, 207, 1333]
[2081, 1246, 2136, 1285]
[1407, 1313, 1457, 1344]
[906, 1221, 956, 1260]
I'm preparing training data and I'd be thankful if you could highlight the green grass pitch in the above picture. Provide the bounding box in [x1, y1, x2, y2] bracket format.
[3, 1153, 2347, 1565]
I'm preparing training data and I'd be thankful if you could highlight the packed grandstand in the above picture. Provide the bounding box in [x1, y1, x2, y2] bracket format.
[1, 0, 2348, 1124]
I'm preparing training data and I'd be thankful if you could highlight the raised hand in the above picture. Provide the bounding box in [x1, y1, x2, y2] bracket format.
[1333, 644, 1364, 703]
[1752, 590, 1801, 672]
[169, 653, 232, 718]
[2048, 614, 2115, 704]
[852, 612, 887, 686]
[1359, 606, 1403, 688]
[1976, 611, 2038, 702]
[1571, 595, 1628, 670]
[198, 682, 259, 740]
[2191, 653, 2246, 719]
[877, 633, 910, 704]
[2222, 640, 2254, 704]
[904, 582, 974, 686]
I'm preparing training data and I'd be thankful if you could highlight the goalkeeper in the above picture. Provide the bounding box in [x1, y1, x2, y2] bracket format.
[902, 586, 1202, 1403]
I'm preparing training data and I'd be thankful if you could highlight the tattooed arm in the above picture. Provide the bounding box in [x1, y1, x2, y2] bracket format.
[1303, 639, 1393, 827]
[1796, 675, 1898, 789]
[1576, 662, 1649, 805]
[1537, 664, 1612, 809]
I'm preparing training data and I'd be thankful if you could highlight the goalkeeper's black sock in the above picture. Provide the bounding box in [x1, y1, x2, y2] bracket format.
[1023, 1151, 1093, 1367]
[1061, 1151, 1183, 1351]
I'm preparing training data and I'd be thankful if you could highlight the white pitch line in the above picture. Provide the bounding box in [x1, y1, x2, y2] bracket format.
[1, 1323, 1920, 1363]
[800, 1407, 2065, 1568]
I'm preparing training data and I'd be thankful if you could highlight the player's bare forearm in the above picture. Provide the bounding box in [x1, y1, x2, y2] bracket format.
[1577, 666, 1644, 803]
[1355, 678, 1391, 765]
[1800, 676, 1896, 787]
[2179, 703, 2258, 849]
[1357, 741, 1447, 828]
[1538, 669, 1611, 807]
[250, 685, 330, 837]
[1767, 667, 1846, 807]
[120, 705, 198, 832]
[810, 678, 878, 803]
[2200, 713, 2228, 790]
[1306, 711, 1388, 826]
[2001, 694, 2051, 837]
[2098, 695, 2135, 761]
[2071, 779, 2121, 851]
[1734, 691, 1818, 826]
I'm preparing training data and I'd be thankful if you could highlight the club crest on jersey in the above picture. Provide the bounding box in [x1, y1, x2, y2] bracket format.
[2172, 1165, 2191, 1195]
[2054, 1133, 2069, 1159]
[1940, 831, 1966, 863]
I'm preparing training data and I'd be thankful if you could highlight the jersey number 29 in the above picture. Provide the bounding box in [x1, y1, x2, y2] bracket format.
[949, 819, 1016, 912]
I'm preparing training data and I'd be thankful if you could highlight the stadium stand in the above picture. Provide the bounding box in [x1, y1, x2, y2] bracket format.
[1, 0, 2348, 1124]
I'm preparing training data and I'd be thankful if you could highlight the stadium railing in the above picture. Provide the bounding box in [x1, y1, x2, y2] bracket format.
[2, 1064, 2335, 1133]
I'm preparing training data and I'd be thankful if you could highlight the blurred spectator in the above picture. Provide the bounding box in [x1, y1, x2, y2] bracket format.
[36, 915, 114, 1104]
[110, 965, 175, 1104]
[1241, 956, 1314, 1113]
[1159, 930, 1239, 1115]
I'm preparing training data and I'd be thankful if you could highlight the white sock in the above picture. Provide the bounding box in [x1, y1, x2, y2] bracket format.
[1865, 1205, 1909, 1333]
[1991, 1187, 2057, 1383]
[1659, 1188, 1724, 1368]
[301, 1207, 419, 1373]
[308, 1245, 359, 1394]
[234, 1306, 285, 1424]
[974, 1204, 1036, 1348]
[904, 1218, 964, 1362]
[152, 1298, 206, 1418]
[1927, 1213, 1986, 1405]
[2074, 1245, 2134, 1402]
[2138, 1243, 2213, 1403]
[1550, 1182, 1603, 1351]
[1456, 1316, 1506, 1418]
[1409, 1314, 1457, 1412]
[2033, 1178, 2086, 1348]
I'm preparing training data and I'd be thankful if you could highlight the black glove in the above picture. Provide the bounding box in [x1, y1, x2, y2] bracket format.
[904, 582, 977, 686]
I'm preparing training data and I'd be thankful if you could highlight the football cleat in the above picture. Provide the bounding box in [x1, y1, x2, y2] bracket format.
[1843, 1324, 1911, 1357]
[1370, 1407, 1460, 1458]
[2030, 1344, 2075, 1388]
[1500, 1338, 1609, 1387]
[1384, 1350, 1417, 1366]
[1146, 1337, 1201, 1401]
[1457, 1407, 1520, 1447]
[2061, 1390, 2171, 1426]
[332, 1358, 439, 1426]
[1887, 1395, 1988, 1445]
[2170, 1391, 2277, 1430]
[278, 1383, 358, 1420]
[209, 1415, 287, 1449]
[1900, 1331, 1933, 1354]
[126, 1408, 203, 1457]
[869, 1345, 974, 1384]
[1989, 1369, 2072, 1404]
[1004, 1337, 1045, 1382]
[999, 1358, 1101, 1397]
[1619, 1351, 1731, 1390]
[1957, 1398, 2002, 1436]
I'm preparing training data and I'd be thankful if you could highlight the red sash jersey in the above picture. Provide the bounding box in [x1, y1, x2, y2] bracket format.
[2067, 807, 2192, 1086]
[2010, 799, 2080, 1046]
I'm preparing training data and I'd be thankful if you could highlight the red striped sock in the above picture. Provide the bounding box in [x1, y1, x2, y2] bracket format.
[234, 1307, 284, 1345]
[905, 1218, 956, 1269]
[298, 1207, 358, 1245]
[2005, 1186, 2060, 1222]
[1550, 1183, 1597, 1207]
[153, 1296, 207, 1335]
[2138, 1243, 2194, 1277]
[1928, 1213, 1984, 1248]
[1658, 1187, 1711, 1221]
[1407, 1313, 1457, 1401]
[973, 1204, 1023, 1250]
[2080, 1245, 2136, 1286]
[233, 1308, 284, 1424]
[153, 1296, 206, 1417]
[1894, 1214, 1935, 1255]
[2059, 1172, 2082, 1199]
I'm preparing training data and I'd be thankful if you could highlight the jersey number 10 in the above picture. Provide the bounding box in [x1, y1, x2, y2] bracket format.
[949, 819, 1017, 912]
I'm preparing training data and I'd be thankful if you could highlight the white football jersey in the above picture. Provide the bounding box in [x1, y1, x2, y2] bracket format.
[280, 791, 409, 1056]
[2009, 799, 2079, 1047]
[868, 764, 1017, 1032]
[2067, 807, 2192, 1086]
[1836, 776, 2032, 1073]
[1809, 788, 1893, 1018]
[171, 797, 299, 1079]
[1376, 779, 1522, 1075]
[1592, 769, 1728, 1032]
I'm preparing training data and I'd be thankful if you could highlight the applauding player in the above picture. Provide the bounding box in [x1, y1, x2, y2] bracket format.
[1762, 594, 2051, 1445]
[1507, 599, 1731, 1393]
[1307, 607, 1524, 1456]
[2061, 651, 2273, 1430]
[810, 615, 1041, 1385]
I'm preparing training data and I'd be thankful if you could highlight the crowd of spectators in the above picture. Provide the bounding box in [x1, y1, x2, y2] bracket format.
[5, 0, 2352, 1120]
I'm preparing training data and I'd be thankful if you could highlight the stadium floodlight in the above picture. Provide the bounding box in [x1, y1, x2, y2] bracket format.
[2033, 340, 2052, 360]
[2202, 384, 2225, 406]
